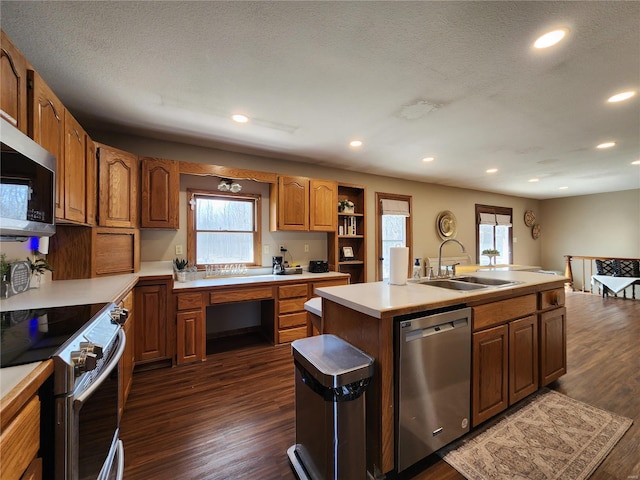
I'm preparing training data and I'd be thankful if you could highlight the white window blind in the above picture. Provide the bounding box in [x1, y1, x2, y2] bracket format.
[479, 213, 496, 225]
[496, 214, 512, 227]
[381, 199, 410, 217]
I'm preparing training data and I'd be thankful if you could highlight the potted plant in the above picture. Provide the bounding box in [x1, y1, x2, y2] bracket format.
[482, 249, 500, 265]
[173, 258, 189, 282]
[338, 199, 355, 214]
[27, 256, 54, 288]
[1, 253, 10, 298]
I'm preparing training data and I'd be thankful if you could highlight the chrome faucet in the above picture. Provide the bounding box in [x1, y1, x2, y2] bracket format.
[437, 239, 466, 278]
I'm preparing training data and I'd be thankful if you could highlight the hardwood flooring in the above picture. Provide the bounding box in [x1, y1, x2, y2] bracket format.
[120, 292, 639, 480]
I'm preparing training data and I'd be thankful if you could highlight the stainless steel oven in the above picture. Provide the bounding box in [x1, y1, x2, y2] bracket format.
[0, 302, 127, 480]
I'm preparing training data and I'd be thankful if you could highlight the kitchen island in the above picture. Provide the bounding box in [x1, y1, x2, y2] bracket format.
[314, 270, 567, 478]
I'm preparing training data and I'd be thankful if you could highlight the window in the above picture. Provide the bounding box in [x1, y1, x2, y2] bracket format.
[187, 189, 261, 267]
[376, 194, 413, 281]
[475, 204, 512, 265]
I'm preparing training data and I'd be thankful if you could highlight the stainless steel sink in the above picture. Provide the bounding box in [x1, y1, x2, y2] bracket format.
[412, 279, 488, 290]
[452, 276, 523, 287]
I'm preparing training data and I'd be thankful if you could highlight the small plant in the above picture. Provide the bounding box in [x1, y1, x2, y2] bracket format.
[482, 249, 500, 255]
[173, 258, 188, 271]
[0, 253, 9, 278]
[338, 199, 355, 211]
[27, 257, 54, 275]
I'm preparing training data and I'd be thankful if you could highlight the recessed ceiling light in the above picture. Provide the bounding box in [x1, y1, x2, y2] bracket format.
[534, 28, 568, 49]
[596, 142, 616, 149]
[486, 168, 498, 174]
[232, 114, 249, 123]
[528, 178, 539, 183]
[558, 186, 569, 190]
[349, 140, 363, 148]
[422, 156, 435, 163]
[632, 160, 640, 165]
[607, 90, 637, 103]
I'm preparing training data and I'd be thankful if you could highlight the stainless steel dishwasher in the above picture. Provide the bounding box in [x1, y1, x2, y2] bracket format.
[396, 306, 471, 472]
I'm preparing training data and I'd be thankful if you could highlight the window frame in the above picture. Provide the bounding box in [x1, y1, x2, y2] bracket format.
[475, 204, 513, 264]
[375, 192, 413, 281]
[187, 188, 262, 268]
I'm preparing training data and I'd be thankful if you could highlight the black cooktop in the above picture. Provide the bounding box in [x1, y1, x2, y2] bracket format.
[0, 303, 109, 368]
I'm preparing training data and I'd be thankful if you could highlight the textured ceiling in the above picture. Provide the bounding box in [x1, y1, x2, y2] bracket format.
[1, 1, 639, 199]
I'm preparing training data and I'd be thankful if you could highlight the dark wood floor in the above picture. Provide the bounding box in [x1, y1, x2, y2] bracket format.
[120, 292, 639, 480]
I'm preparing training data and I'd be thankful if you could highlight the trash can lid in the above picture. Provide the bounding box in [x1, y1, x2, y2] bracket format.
[292, 334, 374, 388]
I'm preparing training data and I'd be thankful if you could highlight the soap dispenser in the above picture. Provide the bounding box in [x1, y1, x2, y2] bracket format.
[412, 258, 422, 279]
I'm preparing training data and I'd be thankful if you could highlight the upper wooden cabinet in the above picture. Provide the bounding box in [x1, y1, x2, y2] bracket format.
[63, 110, 87, 223]
[0, 30, 28, 133]
[96, 143, 139, 228]
[85, 137, 97, 226]
[309, 179, 338, 231]
[270, 176, 337, 232]
[28, 70, 65, 219]
[140, 157, 180, 229]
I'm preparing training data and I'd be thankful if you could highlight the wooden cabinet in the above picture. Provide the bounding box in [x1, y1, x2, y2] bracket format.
[140, 157, 180, 229]
[471, 294, 537, 426]
[328, 184, 367, 283]
[135, 279, 171, 366]
[85, 137, 97, 226]
[0, 395, 40, 480]
[62, 110, 87, 223]
[310, 179, 338, 231]
[276, 283, 309, 343]
[270, 176, 337, 232]
[176, 293, 205, 365]
[27, 70, 65, 219]
[1, 30, 29, 133]
[538, 288, 566, 386]
[118, 290, 135, 420]
[96, 143, 139, 228]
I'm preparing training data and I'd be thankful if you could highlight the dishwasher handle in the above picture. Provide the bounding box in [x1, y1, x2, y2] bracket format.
[404, 318, 468, 342]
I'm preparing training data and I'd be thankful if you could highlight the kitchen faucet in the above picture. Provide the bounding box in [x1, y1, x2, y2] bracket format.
[437, 239, 466, 278]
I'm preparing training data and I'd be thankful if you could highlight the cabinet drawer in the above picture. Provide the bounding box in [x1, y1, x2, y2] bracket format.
[310, 278, 349, 297]
[278, 284, 308, 299]
[209, 286, 273, 304]
[177, 293, 203, 311]
[278, 296, 307, 314]
[278, 311, 308, 329]
[473, 294, 536, 331]
[277, 325, 308, 344]
[538, 288, 565, 310]
[0, 395, 40, 480]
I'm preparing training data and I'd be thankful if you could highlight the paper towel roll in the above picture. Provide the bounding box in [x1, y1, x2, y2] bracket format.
[389, 247, 409, 285]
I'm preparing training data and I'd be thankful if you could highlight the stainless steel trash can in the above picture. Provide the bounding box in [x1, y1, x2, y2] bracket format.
[287, 334, 374, 480]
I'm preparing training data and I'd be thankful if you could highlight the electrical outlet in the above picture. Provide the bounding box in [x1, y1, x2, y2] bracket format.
[175, 245, 183, 255]
[263, 245, 270, 254]
[304, 244, 309, 252]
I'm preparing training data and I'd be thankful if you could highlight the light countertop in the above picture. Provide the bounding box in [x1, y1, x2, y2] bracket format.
[315, 271, 566, 319]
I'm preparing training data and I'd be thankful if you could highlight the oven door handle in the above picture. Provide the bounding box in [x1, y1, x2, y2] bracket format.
[74, 329, 126, 407]
[115, 439, 125, 480]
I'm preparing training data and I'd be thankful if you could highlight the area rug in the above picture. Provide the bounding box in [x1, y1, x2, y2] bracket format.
[438, 389, 632, 480]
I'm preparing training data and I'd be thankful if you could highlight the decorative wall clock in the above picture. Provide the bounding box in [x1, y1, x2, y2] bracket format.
[531, 223, 541, 240]
[436, 210, 457, 240]
[524, 210, 536, 227]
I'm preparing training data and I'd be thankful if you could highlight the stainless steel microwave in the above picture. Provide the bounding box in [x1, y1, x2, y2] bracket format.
[0, 118, 56, 241]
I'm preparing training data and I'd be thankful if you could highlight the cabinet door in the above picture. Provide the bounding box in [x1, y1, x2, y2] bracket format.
[176, 309, 205, 365]
[509, 315, 538, 404]
[28, 70, 65, 219]
[140, 157, 180, 228]
[134, 284, 167, 363]
[97, 143, 139, 228]
[309, 179, 337, 231]
[276, 176, 309, 230]
[472, 324, 508, 426]
[85, 137, 97, 226]
[63, 110, 86, 223]
[120, 312, 135, 420]
[539, 307, 567, 386]
[1, 30, 28, 133]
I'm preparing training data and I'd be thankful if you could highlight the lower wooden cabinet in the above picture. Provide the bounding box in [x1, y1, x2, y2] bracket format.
[134, 279, 171, 366]
[0, 395, 40, 480]
[539, 306, 567, 386]
[276, 284, 308, 344]
[176, 293, 205, 365]
[509, 315, 538, 404]
[119, 289, 135, 419]
[472, 324, 508, 426]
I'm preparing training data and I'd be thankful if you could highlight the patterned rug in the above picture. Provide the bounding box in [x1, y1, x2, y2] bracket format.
[438, 389, 632, 480]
